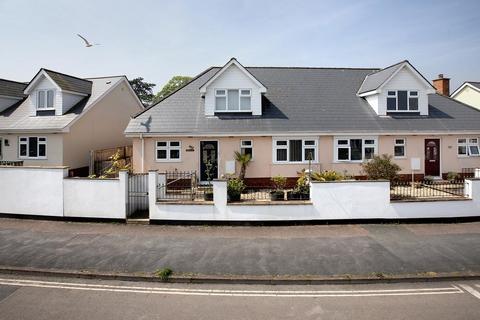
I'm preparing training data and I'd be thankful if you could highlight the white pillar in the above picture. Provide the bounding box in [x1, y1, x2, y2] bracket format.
[475, 168, 480, 179]
[148, 170, 158, 211]
[157, 172, 166, 199]
[212, 179, 227, 212]
[119, 170, 128, 219]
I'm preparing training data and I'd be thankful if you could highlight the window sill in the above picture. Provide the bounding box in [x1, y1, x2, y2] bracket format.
[272, 161, 319, 165]
[18, 157, 48, 160]
[36, 108, 55, 111]
[155, 159, 182, 163]
[394, 156, 407, 160]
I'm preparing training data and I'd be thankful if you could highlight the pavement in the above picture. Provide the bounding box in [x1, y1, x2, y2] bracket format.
[0, 218, 479, 281]
[0, 274, 479, 319]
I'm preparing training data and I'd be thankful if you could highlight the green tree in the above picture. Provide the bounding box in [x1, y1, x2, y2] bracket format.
[154, 76, 192, 103]
[234, 151, 252, 181]
[129, 77, 156, 105]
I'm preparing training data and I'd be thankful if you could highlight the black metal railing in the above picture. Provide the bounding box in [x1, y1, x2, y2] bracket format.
[0, 160, 23, 166]
[461, 168, 475, 179]
[390, 180, 466, 201]
[157, 171, 204, 201]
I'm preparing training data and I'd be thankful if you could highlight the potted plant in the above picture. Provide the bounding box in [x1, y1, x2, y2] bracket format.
[270, 175, 286, 201]
[203, 159, 214, 201]
[287, 170, 310, 200]
[227, 178, 245, 202]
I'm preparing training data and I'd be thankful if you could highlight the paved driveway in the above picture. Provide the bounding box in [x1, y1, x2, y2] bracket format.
[0, 218, 479, 277]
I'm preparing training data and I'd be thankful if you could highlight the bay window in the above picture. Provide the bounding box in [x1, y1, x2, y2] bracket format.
[273, 138, 318, 163]
[215, 89, 251, 111]
[458, 138, 479, 157]
[156, 141, 181, 161]
[387, 90, 418, 111]
[335, 137, 377, 162]
[19, 136, 47, 159]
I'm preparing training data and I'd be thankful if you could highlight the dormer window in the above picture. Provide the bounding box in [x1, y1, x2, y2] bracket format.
[386, 90, 418, 112]
[37, 90, 54, 110]
[215, 89, 251, 112]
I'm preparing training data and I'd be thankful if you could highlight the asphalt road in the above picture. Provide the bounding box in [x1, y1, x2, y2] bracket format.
[0, 274, 479, 319]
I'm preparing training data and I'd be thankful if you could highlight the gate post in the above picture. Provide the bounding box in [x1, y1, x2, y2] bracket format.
[119, 170, 128, 219]
[148, 170, 158, 215]
[213, 179, 227, 214]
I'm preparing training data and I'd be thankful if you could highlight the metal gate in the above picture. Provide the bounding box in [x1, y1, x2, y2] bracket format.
[127, 173, 149, 218]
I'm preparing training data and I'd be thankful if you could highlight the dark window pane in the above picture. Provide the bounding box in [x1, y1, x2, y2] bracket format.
[365, 147, 375, 159]
[157, 149, 167, 159]
[338, 148, 349, 160]
[409, 97, 418, 110]
[170, 149, 180, 159]
[304, 148, 315, 161]
[276, 149, 287, 161]
[170, 141, 180, 147]
[39, 144, 46, 157]
[410, 91, 418, 96]
[20, 143, 27, 156]
[28, 137, 38, 157]
[387, 97, 396, 110]
[242, 147, 253, 157]
[276, 140, 287, 146]
[350, 139, 362, 160]
[458, 146, 467, 155]
[388, 91, 396, 96]
[394, 146, 404, 157]
[397, 91, 408, 110]
[157, 142, 167, 147]
[289, 140, 302, 162]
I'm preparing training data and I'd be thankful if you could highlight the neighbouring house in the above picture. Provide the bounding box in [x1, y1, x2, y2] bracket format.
[0, 69, 144, 175]
[125, 58, 480, 184]
[450, 81, 480, 110]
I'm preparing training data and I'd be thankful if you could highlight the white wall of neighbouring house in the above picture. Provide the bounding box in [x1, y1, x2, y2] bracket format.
[204, 64, 263, 116]
[0, 166, 67, 216]
[452, 85, 480, 110]
[63, 81, 141, 170]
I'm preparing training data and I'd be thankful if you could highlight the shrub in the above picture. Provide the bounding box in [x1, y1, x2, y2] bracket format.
[234, 151, 251, 181]
[155, 267, 173, 281]
[271, 175, 287, 191]
[361, 154, 401, 181]
[227, 178, 245, 201]
[311, 170, 344, 182]
[294, 170, 310, 194]
[446, 171, 460, 181]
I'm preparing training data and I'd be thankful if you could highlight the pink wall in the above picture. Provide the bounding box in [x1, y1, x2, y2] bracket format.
[132, 135, 480, 177]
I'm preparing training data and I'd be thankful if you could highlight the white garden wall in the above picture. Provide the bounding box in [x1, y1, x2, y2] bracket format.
[63, 171, 127, 219]
[0, 166, 127, 219]
[149, 173, 480, 221]
[0, 166, 67, 216]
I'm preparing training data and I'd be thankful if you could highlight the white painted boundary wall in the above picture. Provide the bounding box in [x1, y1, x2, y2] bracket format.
[0, 166, 67, 217]
[63, 171, 127, 219]
[149, 172, 480, 221]
[0, 167, 127, 219]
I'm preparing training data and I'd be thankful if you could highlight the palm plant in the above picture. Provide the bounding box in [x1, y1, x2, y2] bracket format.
[234, 151, 251, 181]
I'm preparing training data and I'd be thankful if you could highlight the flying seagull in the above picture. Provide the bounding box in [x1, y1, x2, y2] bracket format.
[76, 34, 101, 47]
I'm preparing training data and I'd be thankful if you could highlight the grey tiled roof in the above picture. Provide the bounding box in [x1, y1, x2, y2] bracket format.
[0, 79, 27, 98]
[357, 61, 404, 94]
[125, 66, 480, 135]
[467, 82, 480, 90]
[0, 77, 123, 131]
[44, 69, 92, 94]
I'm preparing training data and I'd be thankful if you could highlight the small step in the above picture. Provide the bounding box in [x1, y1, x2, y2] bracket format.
[126, 218, 150, 225]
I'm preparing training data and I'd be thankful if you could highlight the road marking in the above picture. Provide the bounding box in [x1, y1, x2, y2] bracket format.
[459, 284, 480, 300]
[0, 278, 464, 298]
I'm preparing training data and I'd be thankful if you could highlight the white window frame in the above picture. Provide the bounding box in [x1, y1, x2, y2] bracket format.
[36, 89, 55, 110]
[155, 141, 181, 162]
[240, 139, 253, 160]
[334, 137, 378, 162]
[214, 88, 252, 112]
[386, 90, 419, 112]
[18, 136, 47, 159]
[394, 138, 406, 159]
[458, 138, 480, 157]
[272, 138, 318, 164]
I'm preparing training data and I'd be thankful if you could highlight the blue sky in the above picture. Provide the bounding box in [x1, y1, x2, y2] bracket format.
[0, 0, 479, 92]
